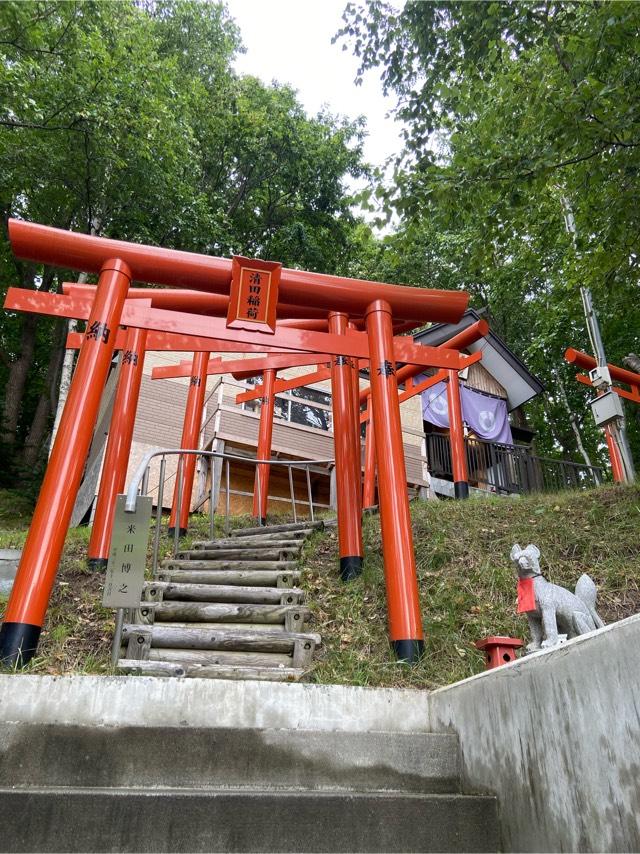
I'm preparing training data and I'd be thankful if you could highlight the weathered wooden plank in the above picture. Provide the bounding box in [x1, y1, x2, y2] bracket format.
[122, 623, 320, 652]
[160, 582, 303, 605]
[154, 569, 301, 587]
[231, 521, 324, 537]
[148, 648, 293, 668]
[154, 601, 310, 625]
[191, 535, 306, 549]
[185, 663, 304, 681]
[177, 548, 300, 562]
[117, 659, 186, 677]
[160, 560, 299, 572]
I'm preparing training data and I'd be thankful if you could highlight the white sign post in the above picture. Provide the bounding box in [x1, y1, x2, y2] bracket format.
[103, 495, 152, 608]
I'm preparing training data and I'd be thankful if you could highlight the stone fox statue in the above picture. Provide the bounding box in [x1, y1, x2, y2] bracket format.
[510, 544, 605, 651]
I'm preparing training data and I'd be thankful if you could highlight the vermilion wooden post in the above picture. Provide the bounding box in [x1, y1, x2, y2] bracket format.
[350, 340, 364, 513]
[253, 368, 276, 524]
[329, 312, 363, 580]
[365, 299, 424, 662]
[605, 421, 625, 483]
[87, 326, 148, 569]
[0, 259, 131, 666]
[168, 350, 209, 537]
[447, 369, 469, 499]
[362, 401, 377, 509]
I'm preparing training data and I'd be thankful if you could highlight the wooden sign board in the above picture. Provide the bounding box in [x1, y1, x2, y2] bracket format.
[226, 255, 281, 334]
[102, 495, 152, 608]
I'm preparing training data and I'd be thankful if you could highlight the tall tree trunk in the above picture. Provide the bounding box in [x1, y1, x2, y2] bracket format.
[1, 264, 56, 449]
[21, 318, 67, 468]
[623, 353, 640, 374]
[1, 312, 38, 448]
[556, 373, 599, 476]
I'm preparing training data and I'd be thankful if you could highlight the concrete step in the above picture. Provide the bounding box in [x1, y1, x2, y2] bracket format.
[155, 601, 310, 626]
[116, 659, 306, 682]
[231, 520, 324, 537]
[160, 559, 299, 572]
[0, 724, 460, 793]
[0, 787, 498, 852]
[192, 536, 306, 549]
[177, 547, 301, 561]
[155, 568, 301, 587]
[148, 582, 304, 605]
[122, 623, 321, 654]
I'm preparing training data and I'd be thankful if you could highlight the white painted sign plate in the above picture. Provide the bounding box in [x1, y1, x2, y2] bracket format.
[102, 495, 152, 608]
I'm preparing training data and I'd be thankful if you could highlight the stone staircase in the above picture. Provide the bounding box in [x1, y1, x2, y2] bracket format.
[116, 520, 326, 682]
[0, 716, 500, 852]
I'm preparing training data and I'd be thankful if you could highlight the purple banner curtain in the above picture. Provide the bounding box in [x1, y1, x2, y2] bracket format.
[421, 380, 513, 444]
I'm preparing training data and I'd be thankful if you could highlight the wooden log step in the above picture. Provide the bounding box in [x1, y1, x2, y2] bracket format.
[160, 559, 299, 572]
[231, 520, 324, 537]
[177, 547, 300, 561]
[151, 622, 287, 632]
[148, 648, 295, 668]
[116, 659, 187, 677]
[155, 602, 310, 625]
[154, 569, 301, 587]
[158, 582, 304, 605]
[191, 538, 306, 552]
[117, 658, 305, 682]
[122, 623, 320, 653]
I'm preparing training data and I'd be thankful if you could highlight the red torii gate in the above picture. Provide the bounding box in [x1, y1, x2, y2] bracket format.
[5, 288, 336, 565]
[0, 219, 469, 667]
[564, 347, 640, 483]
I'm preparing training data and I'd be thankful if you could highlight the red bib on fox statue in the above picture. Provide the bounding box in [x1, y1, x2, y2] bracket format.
[517, 577, 536, 613]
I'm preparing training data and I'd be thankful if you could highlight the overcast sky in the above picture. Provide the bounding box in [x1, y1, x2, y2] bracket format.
[225, 0, 404, 171]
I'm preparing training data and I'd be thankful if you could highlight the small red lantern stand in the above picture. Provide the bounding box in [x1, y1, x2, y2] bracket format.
[475, 636, 523, 670]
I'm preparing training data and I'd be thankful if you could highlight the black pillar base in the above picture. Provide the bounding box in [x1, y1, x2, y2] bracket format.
[258, 517, 267, 527]
[340, 556, 363, 582]
[392, 638, 425, 664]
[363, 505, 379, 516]
[167, 527, 188, 538]
[0, 622, 42, 668]
[86, 557, 108, 572]
[454, 481, 470, 500]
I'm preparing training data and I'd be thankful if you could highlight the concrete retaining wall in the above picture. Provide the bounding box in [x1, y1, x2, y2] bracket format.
[1, 613, 638, 851]
[429, 613, 640, 852]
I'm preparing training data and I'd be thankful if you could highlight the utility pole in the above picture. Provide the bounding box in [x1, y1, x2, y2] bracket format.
[581, 288, 635, 483]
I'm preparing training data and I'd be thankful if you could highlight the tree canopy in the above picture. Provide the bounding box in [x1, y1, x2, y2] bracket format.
[0, 0, 368, 486]
[338, 1, 640, 464]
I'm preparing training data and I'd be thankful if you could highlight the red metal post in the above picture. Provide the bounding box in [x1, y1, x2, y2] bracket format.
[253, 368, 276, 524]
[362, 401, 377, 510]
[604, 417, 625, 483]
[349, 326, 364, 518]
[329, 312, 363, 580]
[365, 300, 424, 662]
[447, 370, 469, 498]
[87, 326, 147, 570]
[0, 259, 131, 666]
[168, 351, 209, 537]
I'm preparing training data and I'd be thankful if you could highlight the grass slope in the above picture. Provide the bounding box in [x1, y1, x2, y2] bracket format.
[2, 486, 638, 686]
[302, 484, 640, 690]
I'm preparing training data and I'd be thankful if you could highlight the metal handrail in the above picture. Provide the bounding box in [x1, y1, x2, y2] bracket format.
[112, 446, 335, 665]
[425, 433, 603, 495]
[126, 447, 334, 511]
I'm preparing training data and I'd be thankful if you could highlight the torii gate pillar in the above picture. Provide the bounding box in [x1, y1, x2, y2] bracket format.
[0, 259, 131, 666]
[169, 351, 209, 537]
[329, 312, 363, 580]
[253, 368, 276, 524]
[87, 327, 147, 569]
[446, 369, 469, 499]
[365, 300, 424, 662]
